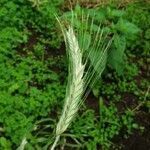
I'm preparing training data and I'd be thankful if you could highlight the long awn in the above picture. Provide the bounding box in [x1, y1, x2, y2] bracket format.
[51, 7, 112, 150]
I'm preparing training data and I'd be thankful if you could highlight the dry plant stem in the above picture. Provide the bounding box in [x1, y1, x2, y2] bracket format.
[51, 27, 85, 150]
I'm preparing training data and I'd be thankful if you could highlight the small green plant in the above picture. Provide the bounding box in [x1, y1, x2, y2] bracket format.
[0, 137, 11, 150]
[98, 99, 120, 149]
[63, 98, 141, 150]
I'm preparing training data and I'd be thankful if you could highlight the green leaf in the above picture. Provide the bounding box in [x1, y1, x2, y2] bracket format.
[108, 34, 126, 75]
[116, 18, 140, 35]
[88, 8, 106, 22]
[0, 137, 8, 147]
[0, 137, 11, 149]
[107, 7, 125, 18]
[79, 32, 91, 51]
[145, 29, 150, 39]
[92, 86, 99, 98]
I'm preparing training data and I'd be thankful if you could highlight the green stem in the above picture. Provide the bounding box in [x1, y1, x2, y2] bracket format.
[50, 135, 60, 150]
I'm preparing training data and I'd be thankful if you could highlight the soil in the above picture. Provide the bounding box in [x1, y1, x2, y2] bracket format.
[113, 110, 150, 150]
[86, 92, 99, 114]
[116, 93, 138, 112]
[86, 94, 150, 150]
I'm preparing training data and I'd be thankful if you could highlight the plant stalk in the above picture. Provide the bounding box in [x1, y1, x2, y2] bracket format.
[50, 135, 60, 150]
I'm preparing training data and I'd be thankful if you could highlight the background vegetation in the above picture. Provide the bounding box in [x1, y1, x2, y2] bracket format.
[0, 0, 149, 149]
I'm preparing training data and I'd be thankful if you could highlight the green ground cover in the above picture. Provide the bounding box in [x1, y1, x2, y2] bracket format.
[0, 0, 149, 149]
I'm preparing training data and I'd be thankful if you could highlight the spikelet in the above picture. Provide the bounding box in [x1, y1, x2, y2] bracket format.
[51, 8, 112, 150]
[51, 26, 85, 150]
[56, 27, 85, 136]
